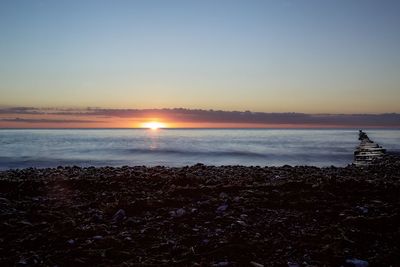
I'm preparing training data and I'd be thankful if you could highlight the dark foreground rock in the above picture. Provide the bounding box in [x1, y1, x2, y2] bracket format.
[0, 157, 400, 266]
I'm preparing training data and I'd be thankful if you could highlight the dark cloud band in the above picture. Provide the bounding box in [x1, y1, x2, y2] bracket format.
[0, 107, 399, 127]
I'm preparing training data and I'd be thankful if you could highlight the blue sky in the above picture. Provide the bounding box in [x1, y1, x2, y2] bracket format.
[0, 0, 399, 113]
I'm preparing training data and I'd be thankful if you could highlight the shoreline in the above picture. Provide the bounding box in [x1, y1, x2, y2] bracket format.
[1, 156, 399, 266]
[0, 162, 354, 173]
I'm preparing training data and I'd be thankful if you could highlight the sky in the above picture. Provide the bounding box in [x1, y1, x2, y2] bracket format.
[0, 0, 400, 128]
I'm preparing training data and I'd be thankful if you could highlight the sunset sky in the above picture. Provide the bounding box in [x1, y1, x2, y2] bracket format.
[1, 0, 400, 128]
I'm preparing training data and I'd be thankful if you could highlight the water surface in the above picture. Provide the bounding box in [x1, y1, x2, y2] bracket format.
[0, 129, 399, 169]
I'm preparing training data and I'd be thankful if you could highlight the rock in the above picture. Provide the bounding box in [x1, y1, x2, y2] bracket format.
[112, 209, 126, 223]
[344, 258, 369, 267]
[213, 261, 230, 267]
[125, 217, 139, 226]
[191, 208, 198, 213]
[202, 239, 210, 245]
[17, 258, 28, 266]
[233, 196, 241, 202]
[92, 213, 103, 223]
[236, 220, 247, 226]
[175, 209, 186, 217]
[18, 220, 33, 227]
[250, 262, 264, 267]
[356, 206, 369, 214]
[0, 197, 11, 204]
[170, 208, 186, 218]
[240, 214, 248, 219]
[92, 235, 104, 241]
[219, 192, 228, 199]
[216, 204, 229, 214]
[16, 254, 39, 266]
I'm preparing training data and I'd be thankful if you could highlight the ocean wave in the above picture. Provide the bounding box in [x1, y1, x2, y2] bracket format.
[120, 148, 268, 158]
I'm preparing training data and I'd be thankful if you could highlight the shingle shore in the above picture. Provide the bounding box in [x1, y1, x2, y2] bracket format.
[0, 157, 399, 266]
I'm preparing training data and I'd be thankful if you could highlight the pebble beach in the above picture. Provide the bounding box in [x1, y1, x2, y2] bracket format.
[1, 156, 399, 266]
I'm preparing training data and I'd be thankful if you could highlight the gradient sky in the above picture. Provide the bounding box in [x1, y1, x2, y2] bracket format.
[1, 0, 400, 115]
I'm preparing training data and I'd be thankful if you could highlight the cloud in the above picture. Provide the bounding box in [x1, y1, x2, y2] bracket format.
[0, 107, 399, 127]
[80, 108, 400, 126]
[0, 118, 103, 124]
[0, 107, 43, 114]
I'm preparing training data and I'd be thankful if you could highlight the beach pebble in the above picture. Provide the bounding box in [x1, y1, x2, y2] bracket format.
[125, 217, 139, 226]
[345, 258, 369, 267]
[190, 208, 198, 213]
[92, 213, 103, 223]
[0, 197, 11, 204]
[356, 206, 369, 214]
[219, 192, 228, 199]
[92, 235, 104, 241]
[17, 258, 28, 266]
[170, 208, 186, 218]
[17, 255, 39, 266]
[18, 220, 33, 227]
[213, 261, 230, 267]
[112, 209, 126, 223]
[216, 204, 229, 214]
[236, 220, 247, 226]
[176, 208, 186, 217]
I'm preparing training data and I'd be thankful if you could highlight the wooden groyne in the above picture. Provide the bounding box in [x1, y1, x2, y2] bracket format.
[354, 130, 386, 166]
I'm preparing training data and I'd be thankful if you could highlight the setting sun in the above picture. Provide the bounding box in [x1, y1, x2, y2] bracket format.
[141, 121, 166, 130]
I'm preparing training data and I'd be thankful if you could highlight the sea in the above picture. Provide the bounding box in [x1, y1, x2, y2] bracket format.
[0, 129, 399, 170]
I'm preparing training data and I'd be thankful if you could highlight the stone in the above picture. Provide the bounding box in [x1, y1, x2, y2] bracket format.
[112, 209, 126, 223]
[219, 192, 228, 199]
[92, 235, 104, 241]
[216, 204, 229, 214]
[213, 261, 230, 267]
[170, 208, 186, 218]
[345, 258, 369, 267]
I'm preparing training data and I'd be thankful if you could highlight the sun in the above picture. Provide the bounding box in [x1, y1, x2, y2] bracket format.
[141, 121, 166, 130]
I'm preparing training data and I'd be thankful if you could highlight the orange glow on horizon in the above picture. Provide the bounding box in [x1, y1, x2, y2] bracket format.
[141, 121, 167, 130]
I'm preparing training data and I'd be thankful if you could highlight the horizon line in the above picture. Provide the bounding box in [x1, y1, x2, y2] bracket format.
[1, 127, 400, 130]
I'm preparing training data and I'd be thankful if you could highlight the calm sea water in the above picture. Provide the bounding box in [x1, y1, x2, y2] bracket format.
[0, 129, 399, 170]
